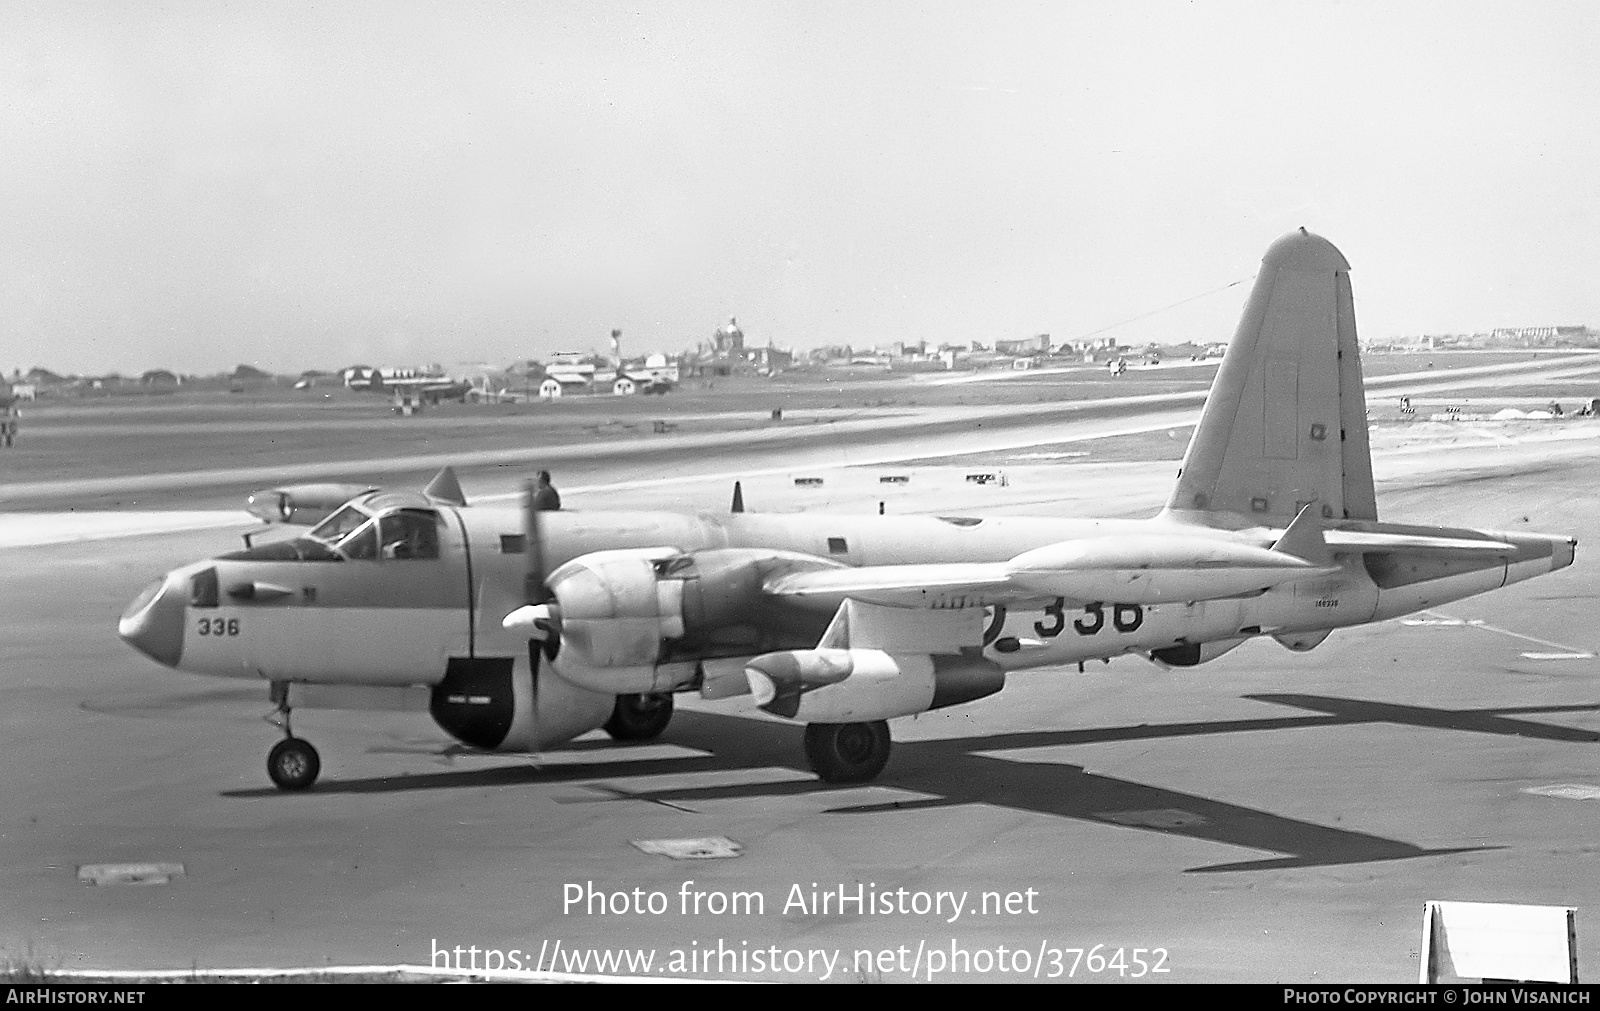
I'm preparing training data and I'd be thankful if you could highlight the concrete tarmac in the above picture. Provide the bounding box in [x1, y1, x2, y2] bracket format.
[2, 419, 1598, 983]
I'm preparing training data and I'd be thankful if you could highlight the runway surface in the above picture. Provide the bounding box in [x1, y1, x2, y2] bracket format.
[5, 351, 1598, 513]
[3, 393, 1599, 983]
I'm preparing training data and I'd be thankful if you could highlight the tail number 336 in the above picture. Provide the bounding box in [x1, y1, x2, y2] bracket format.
[197, 617, 240, 636]
[1034, 599, 1144, 637]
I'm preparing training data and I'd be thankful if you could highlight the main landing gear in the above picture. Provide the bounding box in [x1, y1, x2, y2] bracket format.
[266, 681, 321, 790]
[804, 721, 892, 783]
[604, 692, 675, 741]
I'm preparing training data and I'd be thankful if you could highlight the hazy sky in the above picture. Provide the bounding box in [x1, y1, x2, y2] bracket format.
[3, 2, 1597, 376]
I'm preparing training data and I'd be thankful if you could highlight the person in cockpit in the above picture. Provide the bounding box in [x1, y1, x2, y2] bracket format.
[380, 510, 440, 560]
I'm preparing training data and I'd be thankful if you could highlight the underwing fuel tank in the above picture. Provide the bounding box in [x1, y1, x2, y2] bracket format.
[1005, 535, 1334, 605]
[744, 648, 1004, 723]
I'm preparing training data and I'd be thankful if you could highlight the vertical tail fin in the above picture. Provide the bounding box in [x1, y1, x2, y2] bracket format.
[1164, 228, 1377, 527]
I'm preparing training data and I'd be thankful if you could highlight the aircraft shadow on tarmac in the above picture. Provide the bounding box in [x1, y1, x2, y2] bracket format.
[220, 693, 1600, 874]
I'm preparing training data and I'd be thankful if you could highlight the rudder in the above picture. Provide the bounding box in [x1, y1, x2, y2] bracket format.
[1164, 228, 1377, 527]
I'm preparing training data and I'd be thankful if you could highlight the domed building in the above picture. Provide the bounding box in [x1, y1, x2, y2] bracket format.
[714, 316, 745, 354]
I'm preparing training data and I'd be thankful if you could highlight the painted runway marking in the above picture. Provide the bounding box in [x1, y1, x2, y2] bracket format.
[77, 862, 185, 886]
[1097, 809, 1209, 829]
[630, 837, 744, 860]
[1523, 784, 1600, 801]
[0, 510, 254, 548]
[476, 416, 1203, 504]
[1416, 610, 1591, 658]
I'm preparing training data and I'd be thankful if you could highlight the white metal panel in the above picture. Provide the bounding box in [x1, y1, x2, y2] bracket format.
[1421, 900, 1577, 983]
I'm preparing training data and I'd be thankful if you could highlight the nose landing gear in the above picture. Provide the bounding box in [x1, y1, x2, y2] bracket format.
[265, 682, 321, 790]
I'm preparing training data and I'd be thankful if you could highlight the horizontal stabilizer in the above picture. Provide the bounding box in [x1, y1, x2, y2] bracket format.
[1321, 531, 1515, 555]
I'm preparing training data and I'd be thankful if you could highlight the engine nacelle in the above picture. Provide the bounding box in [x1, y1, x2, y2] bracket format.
[745, 648, 1005, 723]
[427, 655, 613, 752]
[546, 548, 687, 668]
[541, 547, 770, 692]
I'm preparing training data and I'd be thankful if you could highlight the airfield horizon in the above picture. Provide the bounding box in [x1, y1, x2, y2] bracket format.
[4, 349, 1599, 514]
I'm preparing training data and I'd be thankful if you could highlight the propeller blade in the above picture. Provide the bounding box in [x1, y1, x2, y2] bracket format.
[731, 481, 744, 514]
[522, 479, 560, 661]
[523, 479, 551, 605]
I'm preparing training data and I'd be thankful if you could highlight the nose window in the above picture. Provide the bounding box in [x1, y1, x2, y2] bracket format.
[122, 578, 164, 622]
[189, 568, 219, 609]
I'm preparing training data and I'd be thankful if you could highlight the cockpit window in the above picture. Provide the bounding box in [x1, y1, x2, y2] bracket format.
[379, 509, 440, 560]
[340, 521, 379, 561]
[310, 504, 370, 544]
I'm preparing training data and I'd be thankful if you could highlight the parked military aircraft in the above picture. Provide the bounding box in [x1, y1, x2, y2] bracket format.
[118, 230, 1576, 790]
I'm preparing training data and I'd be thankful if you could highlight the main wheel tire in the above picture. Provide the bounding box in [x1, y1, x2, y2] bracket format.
[804, 721, 892, 783]
[267, 737, 321, 790]
[604, 692, 674, 741]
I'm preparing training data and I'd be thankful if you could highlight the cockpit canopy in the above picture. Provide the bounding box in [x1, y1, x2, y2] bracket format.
[222, 494, 442, 563]
[309, 499, 441, 561]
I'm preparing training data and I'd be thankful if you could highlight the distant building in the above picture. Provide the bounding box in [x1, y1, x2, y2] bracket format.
[543, 357, 596, 392]
[625, 353, 679, 387]
[714, 317, 745, 354]
[25, 367, 67, 386]
[1490, 325, 1591, 344]
[750, 346, 792, 373]
[994, 334, 1051, 356]
[809, 344, 853, 364]
[293, 370, 336, 390]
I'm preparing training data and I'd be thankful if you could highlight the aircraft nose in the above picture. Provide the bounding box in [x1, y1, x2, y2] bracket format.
[118, 573, 187, 668]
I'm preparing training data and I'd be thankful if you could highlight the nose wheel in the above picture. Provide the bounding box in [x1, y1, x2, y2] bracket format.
[265, 681, 321, 790]
[267, 737, 321, 790]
